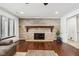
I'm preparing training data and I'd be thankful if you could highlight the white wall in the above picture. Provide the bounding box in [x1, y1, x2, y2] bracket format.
[77, 16, 79, 42]
[60, 16, 67, 42]
[0, 8, 19, 42]
[60, 9, 79, 43]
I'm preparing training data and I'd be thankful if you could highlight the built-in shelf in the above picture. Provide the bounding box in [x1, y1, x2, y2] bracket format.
[25, 26, 54, 32]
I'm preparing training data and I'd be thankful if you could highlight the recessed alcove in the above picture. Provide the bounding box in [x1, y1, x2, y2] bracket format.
[34, 33, 45, 40]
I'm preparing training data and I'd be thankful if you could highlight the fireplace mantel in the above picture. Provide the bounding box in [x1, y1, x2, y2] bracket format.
[25, 26, 54, 32]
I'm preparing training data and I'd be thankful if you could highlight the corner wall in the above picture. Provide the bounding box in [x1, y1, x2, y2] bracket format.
[60, 9, 79, 43]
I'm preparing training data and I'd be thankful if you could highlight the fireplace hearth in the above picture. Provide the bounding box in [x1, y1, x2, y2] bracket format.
[34, 33, 45, 40]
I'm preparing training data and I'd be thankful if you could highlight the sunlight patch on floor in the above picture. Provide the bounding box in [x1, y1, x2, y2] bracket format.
[67, 40, 79, 49]
[14, 50, 58, 56]
[14, 52, 26, 56]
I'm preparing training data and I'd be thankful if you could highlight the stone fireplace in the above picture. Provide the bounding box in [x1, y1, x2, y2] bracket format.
[34, 33, 45, 40]
[19, 18, 60, 41]
[25, 28, 54, 41]
[25, 26, 54, 41]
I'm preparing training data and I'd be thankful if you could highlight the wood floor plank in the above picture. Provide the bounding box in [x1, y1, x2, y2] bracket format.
[16, 40, 79, 56]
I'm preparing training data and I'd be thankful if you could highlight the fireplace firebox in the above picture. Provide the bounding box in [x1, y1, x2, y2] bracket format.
[34, 33, 45, 40]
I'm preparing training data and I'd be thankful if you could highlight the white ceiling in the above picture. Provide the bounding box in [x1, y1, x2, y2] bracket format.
[0, 3, 79, 18]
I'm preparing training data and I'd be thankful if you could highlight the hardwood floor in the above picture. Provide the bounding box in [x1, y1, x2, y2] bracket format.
[16, 40, 79, 56]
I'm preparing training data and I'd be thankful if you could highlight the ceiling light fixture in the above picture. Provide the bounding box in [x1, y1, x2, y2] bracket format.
[20, 11, 24, 14]
[43, 3, 48, 6]
[25, 3, 29, 4]
[25, 3, 48, 6]
[55, 11, 59, 14]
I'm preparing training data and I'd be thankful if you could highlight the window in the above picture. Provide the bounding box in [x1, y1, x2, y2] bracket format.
[0, 16, 15, 40]
[9, 19, 14, 36]
[0, 16, 2, 40]
[2, 16, 8, 38]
